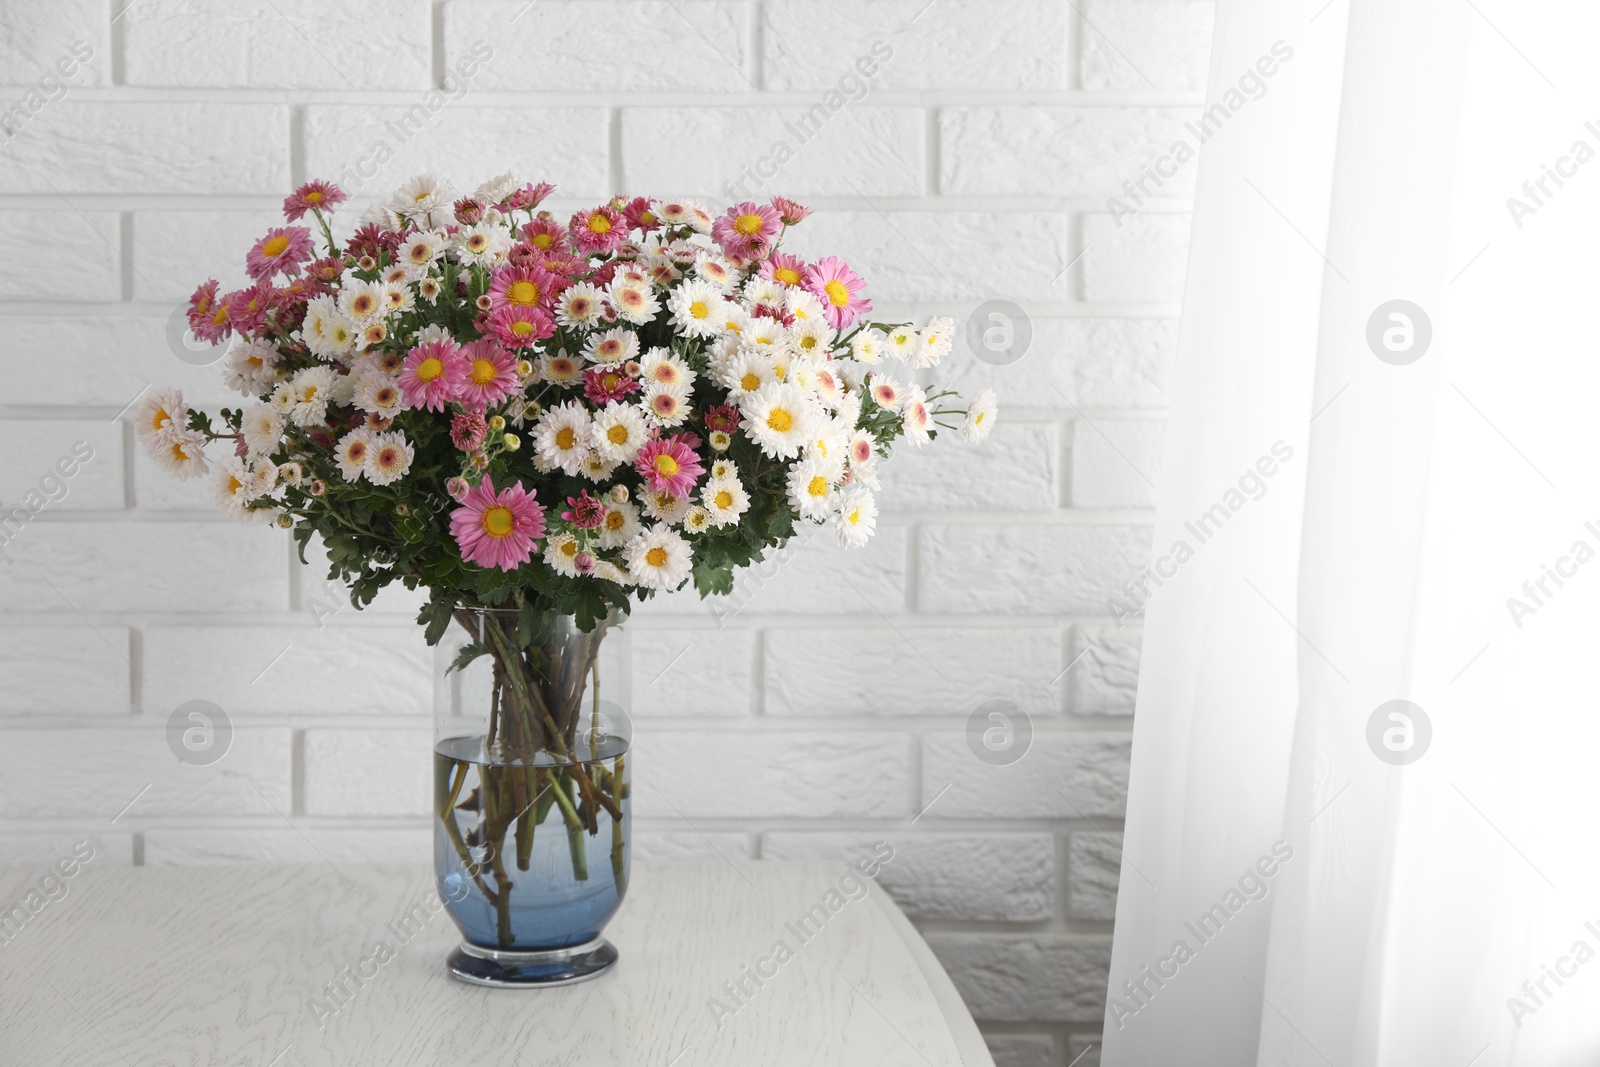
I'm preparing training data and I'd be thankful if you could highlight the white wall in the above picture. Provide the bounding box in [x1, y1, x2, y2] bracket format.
[0, 2, 1209, 1063]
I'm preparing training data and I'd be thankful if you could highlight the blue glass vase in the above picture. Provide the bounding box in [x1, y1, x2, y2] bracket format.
[433, 608, 630, 987]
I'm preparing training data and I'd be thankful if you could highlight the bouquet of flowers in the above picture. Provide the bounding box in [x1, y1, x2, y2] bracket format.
[136, 173, 996, 945]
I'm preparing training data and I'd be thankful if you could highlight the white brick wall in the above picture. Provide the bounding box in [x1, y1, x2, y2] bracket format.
[0, 3, 1211, 1062]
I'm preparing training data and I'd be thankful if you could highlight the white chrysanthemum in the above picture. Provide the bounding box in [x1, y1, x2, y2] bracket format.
[805, 422, 849, 469]
[581, 450, 621, 482]
[391, 173, 454, 223]
[787, 458, 839, 521]
[584, 326, 640, 366]
[151, 429, 209, 480]
[833, 487, 878, 548]
[355, 370, 404, 417]
[623, 525, 693, 589]
[288, 366, 336, 428]
[718, 349, 778, 398]
[694, 253, 739, 293]
[135, 388, 189, 450]
[381, 280, 416, 317]
[533, 401, 593, 476]
[708, 430, 732, 452]
[541, 350, 584, 387]
[835, 389, 863, 429]
[240, 402, 283, 457]
[595, 499, 643, 550]
[338, 279, 386, 325]
[592, 402, 649, 463]
[868, 373, 904, 412]
[335, 428, 374, 482]
[397, 230, 446, 273]
[544, 531, 583, 577]
[453, 221, 512, 267]
[684, 201, 715, 234]
[279, 461, 303, 485]
[358, 201, 405, 233]
[367, 431, 414, 486]
[740, 381, 816, 460]
[850, 328, 886, 364]
[814, 361, 844, 407]
[701, 476, 750, 528]
[642, 383, 692, 428]
[886, 325, 923, 365]
[784, 288, 826, 325]
[918, 316, 955, 367]
[743, 318, 786, 351]
[667, 279, 726, 338]
[640, 348, 695, 391]
[743, 277, 785, 308]
[223, 336, 285, 395]
[594, 559, 632, 586]
[269, 382, 295, 414]
[641, 488, 692, 525]
[788, 318, 833, 362]
[474, 171, 522, 205]
[609, 279, 661, 326]
[963, 388, 998, 443]
[901, 385, 932, 446]
[850, 457, 881, 489]
[682, 505, 713, 534]
[788, 359, 820, 397]
[717, 303, 750, 339]
[210, 456, 263, 518]
[847, 429, 877, 468]
[556, 282, 606, 330]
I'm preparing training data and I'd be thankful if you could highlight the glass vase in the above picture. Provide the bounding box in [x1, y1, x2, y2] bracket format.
[433, 607, 631, 987]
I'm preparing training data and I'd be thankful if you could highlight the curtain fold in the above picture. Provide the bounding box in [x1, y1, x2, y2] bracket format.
[1104, 2, 1600, 1064]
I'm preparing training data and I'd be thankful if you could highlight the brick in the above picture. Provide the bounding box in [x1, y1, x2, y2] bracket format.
[0, 420, 124, 511]
[144, 624, 432, 718]
[143, 827, 430, 865]
[640, 524, 906, 619]
[941, 108, 1198, 197]
[304, 728, 431, 817]
[0, 103, 289, 195]
[132, 210, 284, 303]
[447, 1, 750, 91]
[0, 316, 233, 410]
[303, 106, 609, 203]
[125, 0, 431, 90]
[0, 727, 291, 818]
[632, 829, 752, 862]
[1070, 418, 1164, 508]
[0, 211, 119, 302]
[0, 627, 130, 715]
[985, 1034, 1056, 1067]
[764, 627, 1063, 718]
[631, 626, 753, 717]
[0, 2, 109, 88]
[943, 316, 1178, 414]
[0, 833, 133, 868]
[1070, 626, 1141, 716]
[929, 933, 1112, 1023]
[1080, 0, 1216, 92]
[0, 522, 290, 613]
[875, 421, 1058, 513]
[918, 524, 1152, 614]
[632, 730, 912, 819]
[623, 106, 922, 199]
[920, 732, 1130, 819]
[787, 211, 1071, 303]
[1081, 213, 1192, 304]
[763, 1, 1069, 90]
[1068, 831, 1122, 921]
[762, 831, 1054, 921]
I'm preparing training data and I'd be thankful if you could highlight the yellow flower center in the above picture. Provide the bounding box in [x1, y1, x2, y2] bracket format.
[169, 442, 187, 461]
[715, 490, 733, 509]
[416, 357, 444, 382]
[532, 233, 553, 249]
[482, 506, 514, 537]
[227, 476, 243, 493]
[507, 280, 539, 305]
[305, 191, 323, 204]
[511, 319, 534, 337]
[150, 406, 171, 431]
[646, 546, 669, 567]
[740, 373, 761, 392]
[606, 511, 625, 530]
[775, 267, 801, 285]
[733, 213, 764, 236]
[607, 424, 630, 445]
[823, 279, 850, 307]
[766, 407, 793, 433]
[260, 235, 289, 257]
[556, 427, 576, 450]
[560, 540, 578, 557]
[587, 213, 612, 234]
[689, 300, 708, 319]
[654, 454, 680, 477]
[847, 508, 861, 525]
[807, 476, 827, 497]
[470, 359, 496, 385]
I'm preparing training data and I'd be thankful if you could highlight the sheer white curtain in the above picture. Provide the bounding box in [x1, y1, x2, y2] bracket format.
[1104, 1, 1600, 1064]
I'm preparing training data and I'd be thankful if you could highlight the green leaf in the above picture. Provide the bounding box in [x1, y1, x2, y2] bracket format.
[446, 641, 488, 675]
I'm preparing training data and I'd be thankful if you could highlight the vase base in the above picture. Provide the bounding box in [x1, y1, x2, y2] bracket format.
[446, 936, 619, 988]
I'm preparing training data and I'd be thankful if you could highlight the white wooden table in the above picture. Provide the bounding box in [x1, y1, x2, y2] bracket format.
[0, 860, 993, 1066]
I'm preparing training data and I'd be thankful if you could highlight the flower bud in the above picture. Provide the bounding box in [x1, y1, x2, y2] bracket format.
[501, 432, 521, 452]
[488, 415, 506, 432]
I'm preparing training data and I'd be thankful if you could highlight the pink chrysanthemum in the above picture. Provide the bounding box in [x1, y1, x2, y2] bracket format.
[759, 251, 808, 289]
[457, 339, 520, 409]
[246, 226, 315, 280]
[634, 435, 705, 498]
[451, 410, 488, 452]
[805, 256, 872, 330]
[620, 196, 660, 232]
[225, 284, 273, 334]
[583, 365, 641, 405]
[569, 205, 626, 252]
[450, 475, 546, 572]
[562, 490, 607, 530]
[770, 196, 811, 226]
[446, 476, 471, 502]
[283, 180, 346, 222]
[704, 404, 741, 435]
[485, 304, 555, 348]
[453, 197, 485, 225]
[187, 279, 232, 342]
[488, 264, 560, 311]
[400, 338, 468, 412]
[507, 181, 555, 211]
[521, 216, 568, 256]
[712, 202, 782, 261]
